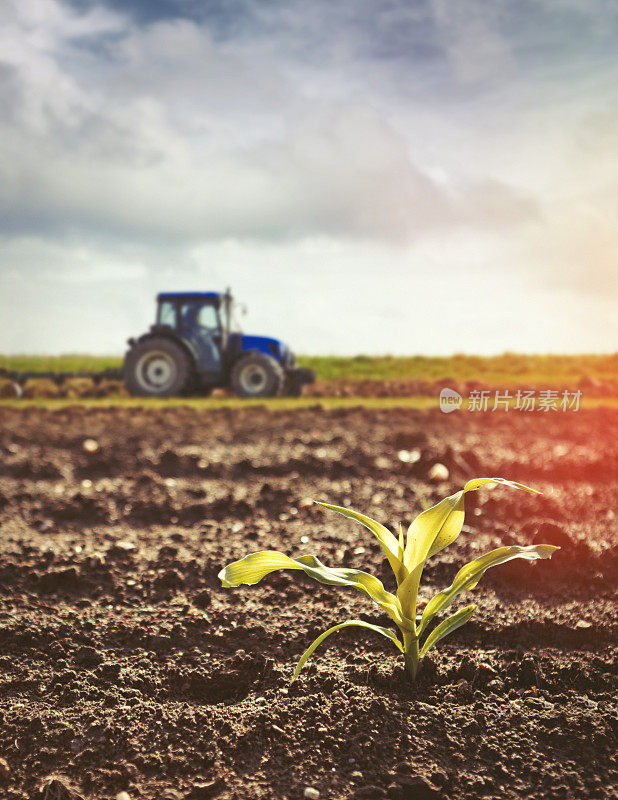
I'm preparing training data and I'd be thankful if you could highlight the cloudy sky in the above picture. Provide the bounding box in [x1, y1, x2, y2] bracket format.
[1, 0, 617, 355]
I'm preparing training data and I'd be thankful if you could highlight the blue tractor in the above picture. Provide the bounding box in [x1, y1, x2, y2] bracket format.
[123, 291, 315, 398]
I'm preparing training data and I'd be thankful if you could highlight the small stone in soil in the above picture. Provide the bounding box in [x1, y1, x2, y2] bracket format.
[428, 463, 449, 482]
[304, 788, 320, 800]
[113, 540, 136, 552]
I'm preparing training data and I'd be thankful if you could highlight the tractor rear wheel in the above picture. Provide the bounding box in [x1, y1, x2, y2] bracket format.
[230, 353, 284, 398]
[124, 337, 191, 397]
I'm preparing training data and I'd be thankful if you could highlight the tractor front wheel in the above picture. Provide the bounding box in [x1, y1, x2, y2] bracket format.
[124, 337, 191, 397]
[230, 353, 284, 398]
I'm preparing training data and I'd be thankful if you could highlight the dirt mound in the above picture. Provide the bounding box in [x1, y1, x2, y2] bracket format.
[22, 378, 62, 398]
[15, 377, 128, 399]
[0, 378, 21, 398]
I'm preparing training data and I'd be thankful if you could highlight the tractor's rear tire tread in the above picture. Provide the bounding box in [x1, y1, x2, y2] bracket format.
[123, 337, 192, 397]
[230, 353, 285, 398]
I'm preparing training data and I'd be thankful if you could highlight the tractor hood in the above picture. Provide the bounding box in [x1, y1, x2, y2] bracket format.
[238, 334, 292, 364]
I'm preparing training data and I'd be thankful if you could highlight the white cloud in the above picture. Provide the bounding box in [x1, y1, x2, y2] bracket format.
[0, 0, 616, 354]
[430, 0, 515, 85]
[0, 4, 535, 245]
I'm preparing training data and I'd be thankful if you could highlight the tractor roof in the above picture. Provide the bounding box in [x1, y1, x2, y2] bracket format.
[157, 292, 223, 304]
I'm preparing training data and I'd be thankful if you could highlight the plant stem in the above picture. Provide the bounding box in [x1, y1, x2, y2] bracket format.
[403, 631, 419, 681]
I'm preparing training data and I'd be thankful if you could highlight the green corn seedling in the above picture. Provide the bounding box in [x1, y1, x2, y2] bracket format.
[218, 478, 558, 681]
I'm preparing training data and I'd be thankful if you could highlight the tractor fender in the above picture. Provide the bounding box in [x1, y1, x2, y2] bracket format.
[126, 329, 199, 371]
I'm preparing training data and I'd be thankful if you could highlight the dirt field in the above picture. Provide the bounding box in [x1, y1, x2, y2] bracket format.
[0, 405, 616, 800]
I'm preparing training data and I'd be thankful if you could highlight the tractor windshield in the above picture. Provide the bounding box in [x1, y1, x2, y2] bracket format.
[181, 301, 220, 335]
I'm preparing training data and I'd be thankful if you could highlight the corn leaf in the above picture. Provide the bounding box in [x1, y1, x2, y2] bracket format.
[404, 477, 539, 571]
[218, 551, 414, 631]
[418, 544, 559, 636]
[292, 619, 403, 681]
[398, 478, 539, 621]
[317, 502, 406, 583]
[419, 604, 476, 658]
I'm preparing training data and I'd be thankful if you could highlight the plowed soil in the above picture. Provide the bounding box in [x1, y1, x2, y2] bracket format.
[0, 405, 616, 800]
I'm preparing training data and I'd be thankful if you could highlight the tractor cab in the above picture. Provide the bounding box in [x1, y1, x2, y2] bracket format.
[123, 290, 315, 398]
[157, 291, 234, 334]
[155, 292, 228, 376]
